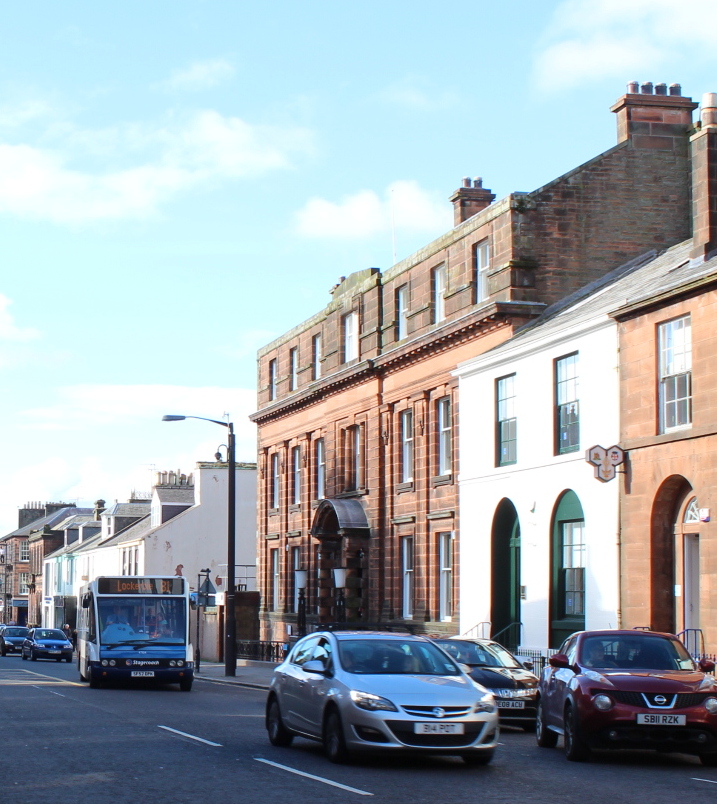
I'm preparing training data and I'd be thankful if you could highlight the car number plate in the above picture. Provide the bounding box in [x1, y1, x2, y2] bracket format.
[48, 650, 61, 654]
[131, 671, 155, 677]
[497, 700, 525, 708]
[636, 713, 686, 726]
[414, 722, 464, 734]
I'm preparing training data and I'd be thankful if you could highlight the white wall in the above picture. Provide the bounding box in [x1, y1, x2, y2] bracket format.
[457, 316, 621, 649]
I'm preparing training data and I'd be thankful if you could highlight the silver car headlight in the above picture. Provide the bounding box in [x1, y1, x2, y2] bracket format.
[704, 697, 717, 714]
[474, 693, 496, 714]
[350, 690, 398, 712]
[593, 693, 613, 711]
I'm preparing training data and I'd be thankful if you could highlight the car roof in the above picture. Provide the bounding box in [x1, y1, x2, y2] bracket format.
[315, 630, 430, 641]
[572, 629, 678, 640]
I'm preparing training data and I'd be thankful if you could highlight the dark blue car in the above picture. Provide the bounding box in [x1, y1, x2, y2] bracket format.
[22, 628, 73, 662]
[0, 626, 30, 655]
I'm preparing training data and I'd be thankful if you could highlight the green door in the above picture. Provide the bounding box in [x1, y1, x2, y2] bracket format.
[491, 499, 521, 651]
[550, 490, 586, 649]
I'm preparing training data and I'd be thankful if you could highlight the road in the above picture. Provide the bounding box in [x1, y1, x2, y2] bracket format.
[2, 655, 717, 804]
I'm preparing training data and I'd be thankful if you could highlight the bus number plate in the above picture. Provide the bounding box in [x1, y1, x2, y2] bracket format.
[131, 670, 155, 677]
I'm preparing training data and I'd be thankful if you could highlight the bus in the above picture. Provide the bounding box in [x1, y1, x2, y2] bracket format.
[77, 576, 194, 691]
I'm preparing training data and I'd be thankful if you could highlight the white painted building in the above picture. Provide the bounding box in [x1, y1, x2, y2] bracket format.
[43, 462, 257, 660]
[455, 256, 653, 651]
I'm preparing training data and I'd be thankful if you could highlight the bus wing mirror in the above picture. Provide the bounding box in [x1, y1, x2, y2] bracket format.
[82, 594, 91, 608]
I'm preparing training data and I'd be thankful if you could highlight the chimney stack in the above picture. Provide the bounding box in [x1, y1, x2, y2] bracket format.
[93, 499, 106, 520]
[610, 81, 697, 150]
[449, 176, 495, 226]
[690, 93, 717, 261]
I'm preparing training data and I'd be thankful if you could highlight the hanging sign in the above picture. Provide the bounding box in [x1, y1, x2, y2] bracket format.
[586, 444, 625, 482]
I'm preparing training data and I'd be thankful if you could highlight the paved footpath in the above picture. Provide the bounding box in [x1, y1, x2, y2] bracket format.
[194, 658, 276, 690]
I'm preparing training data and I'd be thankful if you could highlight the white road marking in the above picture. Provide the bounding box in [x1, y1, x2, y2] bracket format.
[157, 725, 223, 746]
[255, 758, 374, 796]
[32, 685, 65, 697]
[693, 778, 717, 784]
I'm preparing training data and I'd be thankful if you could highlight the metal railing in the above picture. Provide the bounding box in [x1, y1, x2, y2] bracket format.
[235, 640, 287, 663]
[461, 622, 492, 639]
[512, 647, 559, 676]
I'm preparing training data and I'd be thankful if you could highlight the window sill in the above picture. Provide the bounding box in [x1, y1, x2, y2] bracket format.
[396, 481, 414, 494]
[268, 508, 280, 516]
[288, 504, 301, 513]
[336, 489, 368, 498]
[431, 474, 452, 487]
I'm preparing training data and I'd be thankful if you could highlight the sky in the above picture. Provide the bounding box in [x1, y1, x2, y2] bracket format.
[0, 0, 715, 535]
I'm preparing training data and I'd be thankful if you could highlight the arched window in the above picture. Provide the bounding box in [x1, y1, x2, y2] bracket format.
[551, 490, 585, 648]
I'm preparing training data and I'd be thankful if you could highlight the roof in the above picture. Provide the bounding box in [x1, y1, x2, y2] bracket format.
[102, 502, 151, 518]
[1, 507, 93, 541]
[155, 487, 195, 504]
[456, 239, 717, 374]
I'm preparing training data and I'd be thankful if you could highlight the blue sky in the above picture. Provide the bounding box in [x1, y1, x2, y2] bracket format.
[0, 0, 714, 534]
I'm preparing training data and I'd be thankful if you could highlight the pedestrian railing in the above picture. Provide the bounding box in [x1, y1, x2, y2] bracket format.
[236, 640, 287, 663]
[513, 647, 559, 676]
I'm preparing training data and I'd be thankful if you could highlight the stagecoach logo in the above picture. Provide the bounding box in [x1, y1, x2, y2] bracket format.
[432, 707, 445, 718]
[126, 659, 160, 667]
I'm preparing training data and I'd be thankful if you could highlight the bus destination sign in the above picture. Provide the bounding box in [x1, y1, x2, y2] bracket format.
[97, 577, 184, 595]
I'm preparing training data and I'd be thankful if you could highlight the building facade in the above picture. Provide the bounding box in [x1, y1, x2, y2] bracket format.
[611, 94, 717, 652]
[252, 83, 701, 641]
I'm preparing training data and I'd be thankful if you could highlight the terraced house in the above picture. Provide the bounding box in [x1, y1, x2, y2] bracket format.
[252, 83, 700, 641]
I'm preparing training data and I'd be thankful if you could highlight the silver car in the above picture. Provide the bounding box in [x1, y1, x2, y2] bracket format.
[265, 629, 499, 765]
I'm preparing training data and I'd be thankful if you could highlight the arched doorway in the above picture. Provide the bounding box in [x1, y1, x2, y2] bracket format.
[650, 475, 692, 634]
[490, 499, 521, 650]
[550, 490, 585, 648]
[310, 498, 370, 623]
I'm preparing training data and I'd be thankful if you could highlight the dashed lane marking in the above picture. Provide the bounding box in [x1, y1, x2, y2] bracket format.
[0, 668, 83, 687]
[255, 758, 374, 796]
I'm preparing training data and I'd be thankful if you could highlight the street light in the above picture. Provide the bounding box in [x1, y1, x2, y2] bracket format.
[295, 569, 308, 637]
[332, 567, 347, 623]
[162, 414, 237, 677]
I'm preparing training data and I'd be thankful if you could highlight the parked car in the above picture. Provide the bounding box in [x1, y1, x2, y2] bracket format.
[0, 626, 30, 656]
[266, 629, 499, 765]
[432, 637, 539, 731]
[21, 628, 74, 662]
[536, 629, 717, 764]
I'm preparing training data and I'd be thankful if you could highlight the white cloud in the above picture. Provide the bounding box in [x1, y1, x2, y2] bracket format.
[533, 0, 717, 92]
[378, 77, 460, 111]
[295, 179, 452, 239]
[0, 100, 53, 128]
[0, 295, 40, 342]
[158, 59, 235, 92]
[0, 110, 311, 224]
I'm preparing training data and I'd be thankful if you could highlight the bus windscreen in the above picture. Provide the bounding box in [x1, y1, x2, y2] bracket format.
[98, 597, 186, 646]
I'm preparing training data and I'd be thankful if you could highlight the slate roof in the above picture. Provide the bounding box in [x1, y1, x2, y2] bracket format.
[460, 239, 716, 366]
[155, 487, 195, 504]
[1, 507, 93, 541]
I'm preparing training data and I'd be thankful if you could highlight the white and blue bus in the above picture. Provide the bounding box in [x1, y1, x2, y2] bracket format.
[77, 576, 194, 691]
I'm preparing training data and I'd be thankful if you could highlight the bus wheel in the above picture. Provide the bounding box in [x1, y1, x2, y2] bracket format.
[179, 678, 193, 692]
[89, 669, 101, 689]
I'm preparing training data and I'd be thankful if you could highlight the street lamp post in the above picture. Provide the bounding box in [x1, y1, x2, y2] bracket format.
[295, 569, 308, 637]
[162, 414, 237, 677]
[332, 567, 347, 623]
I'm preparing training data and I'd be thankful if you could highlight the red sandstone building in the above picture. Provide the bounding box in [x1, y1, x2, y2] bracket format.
[252, 82, 700, 641]
[612, 92, 717, 653]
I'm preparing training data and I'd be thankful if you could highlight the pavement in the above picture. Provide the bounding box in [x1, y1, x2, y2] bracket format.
[194, 658, 276, 690]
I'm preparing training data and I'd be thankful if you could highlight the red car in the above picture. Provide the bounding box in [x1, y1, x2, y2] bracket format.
[536, 629, 717, 764]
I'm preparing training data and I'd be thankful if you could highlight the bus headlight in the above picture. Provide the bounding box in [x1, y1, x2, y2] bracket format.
[101, 660, 108, 666]
[169, 660, 176, 667]
[177, 660, 184, 667]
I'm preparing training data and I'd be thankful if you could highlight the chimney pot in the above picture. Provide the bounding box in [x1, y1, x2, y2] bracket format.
[641, 82, 654, 94]
[627, 80, 639, 94]
[473, 177, 483, 188]
[655, 83, 668, 95]
[701, 93, 717, 127]
[462, 176, 471, 188]
[670, 83, 682, 96]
